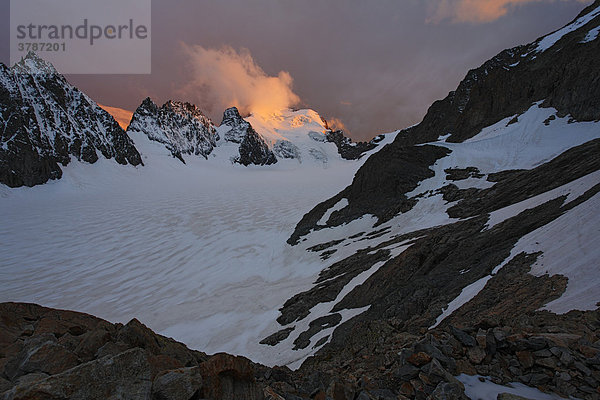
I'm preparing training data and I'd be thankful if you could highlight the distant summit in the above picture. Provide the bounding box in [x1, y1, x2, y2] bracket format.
[127, 98, 218, 163]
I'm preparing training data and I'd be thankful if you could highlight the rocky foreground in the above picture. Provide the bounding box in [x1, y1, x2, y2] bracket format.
[1, 302, 598, 400]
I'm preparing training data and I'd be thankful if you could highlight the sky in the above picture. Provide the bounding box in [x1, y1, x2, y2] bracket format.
[0, 0, 592, 140]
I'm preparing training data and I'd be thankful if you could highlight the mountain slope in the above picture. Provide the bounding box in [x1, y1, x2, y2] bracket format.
[289, 1, 600, 243]
[0, 53, 142, 188]
[259, 4, 600, 395]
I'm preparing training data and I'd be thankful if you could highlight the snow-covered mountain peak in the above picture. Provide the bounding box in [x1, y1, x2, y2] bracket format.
[128, 100, 388, 167]
[163, 100, 210, 120]
[11, 51, 58, 75]
[127, 98, 218, 162]
[220, 106, 248, 127]
[0, 54, 142, 187]
[246, 108, 329, 147]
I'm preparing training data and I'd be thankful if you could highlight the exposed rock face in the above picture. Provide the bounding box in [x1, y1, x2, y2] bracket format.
[220, 107, 250, 144]
[288, 144, 451, 244]
[0, 52, 142, 187]
[405, 1, 600, 146]
[219, 107, 277, 166]
[236, 128, 278, 166]
[325, 130, 384, 160]
[128, 98, 218, 162]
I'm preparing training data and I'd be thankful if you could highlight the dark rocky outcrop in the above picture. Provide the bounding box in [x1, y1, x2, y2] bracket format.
[288, 144, 451, 244]
[444, 167, 484, 181]
[324, 130, 384, 160]
[219, 107, 278, 166]
[236, 127, 278, 166]
[220, 107, 250, 144]
[0, 52, 142, 187]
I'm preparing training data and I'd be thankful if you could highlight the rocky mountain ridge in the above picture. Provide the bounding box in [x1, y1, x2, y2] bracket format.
[0, 53, 381, 187]
[127, 98, 219, 163]
[129, 101, 383, 167]
[0, 52, 142, 188]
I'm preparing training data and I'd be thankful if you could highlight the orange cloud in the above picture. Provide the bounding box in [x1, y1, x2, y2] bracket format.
[428, 0, 589, 24]
[179, 45, 301, 120]
[326, 116, 348, 132]
[98, 104, 133, 130]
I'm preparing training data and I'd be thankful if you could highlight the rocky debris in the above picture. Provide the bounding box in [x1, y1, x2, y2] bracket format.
[294, 306, 600, 400]
[0, 52, 142, 187]
[0, 303, 269, 400]
[128, 97, 218, 162]
[2, 302, 599, 400]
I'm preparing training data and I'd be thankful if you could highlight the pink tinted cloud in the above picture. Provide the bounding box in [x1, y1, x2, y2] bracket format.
[428, 0, 588, 24]
[178, 45, 301, 120]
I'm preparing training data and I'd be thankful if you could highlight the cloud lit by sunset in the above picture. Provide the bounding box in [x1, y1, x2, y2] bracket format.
[179, 45, 301, 121]
[326, 117, 348, 133]
[428, 0, 588, 23]
[98, 104, 134, 130]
